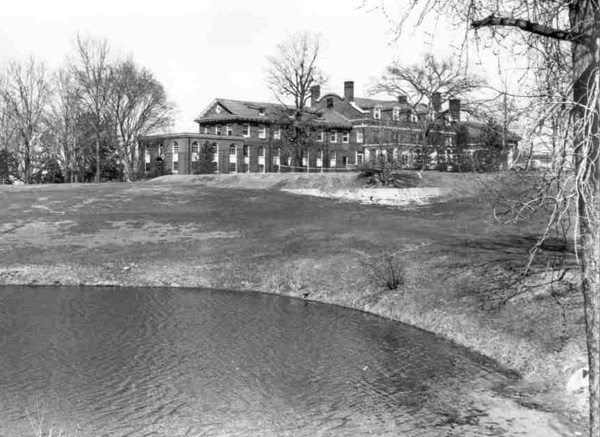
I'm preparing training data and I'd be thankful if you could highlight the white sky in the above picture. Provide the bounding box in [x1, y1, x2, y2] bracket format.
[0, 0, 522, 132]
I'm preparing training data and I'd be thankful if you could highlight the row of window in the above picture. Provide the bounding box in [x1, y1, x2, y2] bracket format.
[373, 105, 420, 123]
[156, 131, 450, 160]
[201, 124, 361, 143]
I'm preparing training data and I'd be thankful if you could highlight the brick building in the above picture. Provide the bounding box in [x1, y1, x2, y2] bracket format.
[139, 81, 516, 175]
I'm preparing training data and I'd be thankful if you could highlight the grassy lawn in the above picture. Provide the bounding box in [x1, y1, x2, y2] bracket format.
[0, 172, 588, 428]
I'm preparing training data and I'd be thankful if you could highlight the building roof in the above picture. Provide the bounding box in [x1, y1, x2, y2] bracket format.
[195, 97, 352, 129]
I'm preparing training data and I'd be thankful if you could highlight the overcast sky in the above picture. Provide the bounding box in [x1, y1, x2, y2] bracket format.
[0, 0, 518, 131]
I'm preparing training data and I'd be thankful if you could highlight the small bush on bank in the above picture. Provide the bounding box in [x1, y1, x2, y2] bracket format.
[362, 252, 407, 290]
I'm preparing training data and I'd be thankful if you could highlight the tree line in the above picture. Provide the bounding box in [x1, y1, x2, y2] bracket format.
[0, 34, 175, 185]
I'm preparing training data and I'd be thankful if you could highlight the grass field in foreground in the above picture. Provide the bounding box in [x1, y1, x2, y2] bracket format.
[0, 172, 588, 429]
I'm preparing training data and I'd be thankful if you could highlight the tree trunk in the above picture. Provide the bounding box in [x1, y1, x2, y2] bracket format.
[95, 126, 101, 183]
[571, 2, 600, 434]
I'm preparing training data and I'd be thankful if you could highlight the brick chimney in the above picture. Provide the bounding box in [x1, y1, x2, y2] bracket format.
[344, 81, 354, 102]
[432, 92, 442, 112]
[449, 99, 461, 121]
[326, 97, 334, 109]
[397, 95, 407, 105]
[310, 85, 321, 107]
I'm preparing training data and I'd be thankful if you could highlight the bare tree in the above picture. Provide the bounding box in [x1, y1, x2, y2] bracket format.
[265, 31, 327, 115]
[0, 58, 52, 184]
[366, 1, 599, 434]
[70, 34, 114, 183]
[265, 31, 328, 169]
[371, 54, 485, 171]
[46, 68, 91, 183]
[110, 59, 174, 181]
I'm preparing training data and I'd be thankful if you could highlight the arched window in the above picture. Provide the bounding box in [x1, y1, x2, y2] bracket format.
[317, 149, 323, 159]
[158, 144, 165, 158]
[191, 141, 199, 154]
[229, 144, 237, 172]
[172, 142, 179, 172]
[243, 145, 249, 157]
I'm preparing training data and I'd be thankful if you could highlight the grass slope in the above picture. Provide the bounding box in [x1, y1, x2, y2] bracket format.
[0, 172, 588, 431]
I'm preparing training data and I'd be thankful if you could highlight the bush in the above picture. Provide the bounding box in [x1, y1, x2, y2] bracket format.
[362, 252, 407, 290]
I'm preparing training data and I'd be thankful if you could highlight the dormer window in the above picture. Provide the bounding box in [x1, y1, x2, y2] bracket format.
[374, 106, 381, 120]
[259, 108, 265, 116]
[392, 106, 400, 121]
[410, 112, 418, 123]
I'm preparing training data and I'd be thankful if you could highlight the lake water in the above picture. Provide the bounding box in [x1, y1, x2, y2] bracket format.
[0, 285, 556, 436]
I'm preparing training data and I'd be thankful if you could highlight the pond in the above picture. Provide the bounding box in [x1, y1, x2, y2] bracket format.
[0, 285, 561, 436]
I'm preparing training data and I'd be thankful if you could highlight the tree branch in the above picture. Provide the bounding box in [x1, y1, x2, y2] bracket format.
[471, 15, 593, 47]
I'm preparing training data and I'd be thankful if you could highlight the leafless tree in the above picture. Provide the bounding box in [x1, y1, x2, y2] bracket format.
[371, 54, 486, 170]
[265, 31, 328, 169]
[69, 34, 114, 183]
[110, 59, 174, 181]
[46, 68, 90, 183]
[366, 1, 599, 434]
[0, 58, 52, 184]
[265, 31, 327, 116]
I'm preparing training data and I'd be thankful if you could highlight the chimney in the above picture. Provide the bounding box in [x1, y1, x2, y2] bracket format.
[310, 85, 321, 107]
[449, 99, 461, 121]
[397, 95, 407, 105]
[344, 81, 354, 102]
[432, 92, 442, 112]
[326, 97, 334, 109]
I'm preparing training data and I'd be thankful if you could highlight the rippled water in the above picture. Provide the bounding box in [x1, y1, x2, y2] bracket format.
[0, 285, 537, 436]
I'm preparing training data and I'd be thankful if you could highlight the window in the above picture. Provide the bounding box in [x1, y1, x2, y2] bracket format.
[356, 130, 364, 143]
[317, 131, 324, 142]
[172, 142, 179, 172]
[258, 108, 265, 116]
[258, 125, 266, 139]
[392, 106, 400, 121]
[226, 125, 233, 136]
[258, 146, 264, 157]
[330, 130, 337, 143]
[216, 125, 223, 135]
[211, 144, 218, 168]
[230, 144, 237, 155]
[243, 145, 249, 157]
[191, 142, 199, 153]
[410, 112, 418, 123]
[203, 126, 210, 135]
[342, 131, 349, 143]
[374, 105, 381, 120]
[242, 124, 250, 137]
[158, 144, 164, 157]
[273, 127, 281, 140]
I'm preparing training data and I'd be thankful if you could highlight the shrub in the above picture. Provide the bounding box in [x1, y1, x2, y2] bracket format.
[362, 252, 407, 290]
